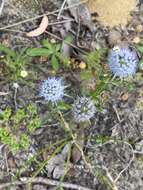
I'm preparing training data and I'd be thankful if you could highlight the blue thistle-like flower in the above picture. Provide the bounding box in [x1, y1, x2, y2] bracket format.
[39, 77, 65, 104]
[72, 97, 96, 123]
[108, 46, 138, 77]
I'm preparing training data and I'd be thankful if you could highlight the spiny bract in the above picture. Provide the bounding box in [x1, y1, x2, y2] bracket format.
[72, 97, 96, 123]
[39, 77, 65, 104]
[108, 46, 138, 77]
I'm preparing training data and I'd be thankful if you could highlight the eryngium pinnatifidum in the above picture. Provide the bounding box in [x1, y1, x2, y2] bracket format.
[108, 46, 138, 77]
[72, 97, 96, 123]
[39, 77, 65, 104]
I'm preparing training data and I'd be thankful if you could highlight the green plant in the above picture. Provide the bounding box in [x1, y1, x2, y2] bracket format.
[26, 38, 70, 71]
[0, 44, 30, 81]
[0, 104, 41, 153]
[80, 50, 111, 107]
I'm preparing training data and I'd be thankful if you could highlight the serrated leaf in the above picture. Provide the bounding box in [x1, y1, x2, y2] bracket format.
[26, 48, 53, 57]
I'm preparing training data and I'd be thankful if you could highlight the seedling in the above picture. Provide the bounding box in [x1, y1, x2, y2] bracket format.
[0, 104, 41, 153]
[26, 38, 70, 71]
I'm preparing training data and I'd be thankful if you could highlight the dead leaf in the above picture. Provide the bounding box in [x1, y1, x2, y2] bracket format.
[26, 15, 48, 37]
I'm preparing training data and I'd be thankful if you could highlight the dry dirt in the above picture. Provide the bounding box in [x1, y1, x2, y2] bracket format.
[87, 0, 137, 27]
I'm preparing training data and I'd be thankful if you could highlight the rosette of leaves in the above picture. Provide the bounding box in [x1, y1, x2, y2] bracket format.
[27, 38, 71, 71]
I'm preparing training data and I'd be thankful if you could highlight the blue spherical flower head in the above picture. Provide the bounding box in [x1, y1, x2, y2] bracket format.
[72, 97, 96, 123]
[39, 77, 65, 104]
[108, 46, 138, 77]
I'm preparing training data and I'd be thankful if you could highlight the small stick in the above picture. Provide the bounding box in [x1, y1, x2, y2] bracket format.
[113, 105, 121, 123]
[1, 19, 74, 35]
[57, 0, 68, 19]
[0, 0, 5, 15]
[114, 141, 134, 183]
[0, 177, 93, 190]
[0, 0, 88, 30]
[45, 30, 87, 54]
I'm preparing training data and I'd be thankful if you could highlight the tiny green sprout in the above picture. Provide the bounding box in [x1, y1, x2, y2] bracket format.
[27, 117, 41, 133]
[1, 107, 11, 122]
[20, 134, 30, 150]
[0, 104, 41, 153]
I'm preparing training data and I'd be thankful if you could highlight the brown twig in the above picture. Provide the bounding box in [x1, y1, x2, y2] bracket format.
[0, 0, 88, 30]
[0, 0, 5, 15]
[45, 31, 86, 54]
[0, 177, 93, 190]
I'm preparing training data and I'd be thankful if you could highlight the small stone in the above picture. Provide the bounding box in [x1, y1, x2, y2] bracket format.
[121, 93, 129, 101]
[53, 165, 65, 179]
[108, 30, 122, 46]
[135, 140, 143, 152]
[133, 36, 140, 44]
[33, 184, 47, 190]
[136, 24, 143, 33]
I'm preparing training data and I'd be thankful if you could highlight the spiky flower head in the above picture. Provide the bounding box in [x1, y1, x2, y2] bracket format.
[72, 97, 96, 123]
[108, 46, 138, 77]
[39, 77, 65, 104]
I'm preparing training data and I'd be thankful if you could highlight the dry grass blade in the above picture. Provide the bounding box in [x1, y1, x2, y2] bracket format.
[0, 0, 5, 15]
[0, 0, 88, 30]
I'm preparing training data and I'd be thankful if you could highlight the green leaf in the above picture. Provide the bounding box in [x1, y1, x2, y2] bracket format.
[42, 39, 53, 49]
[20, 134, 30, 150]
[64, 35, 73, 44]
[80, 70, 92, 80]
[2, 108, 12, 121]
[137, 46, 143, 53]
[55, 44, 61, 52]
[59, 54, 70, 67]
[27, 48, 53, 57]
[51, 55, 59, 71]
[57, 102, 71, 110]
[0, 44, 16, 58]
